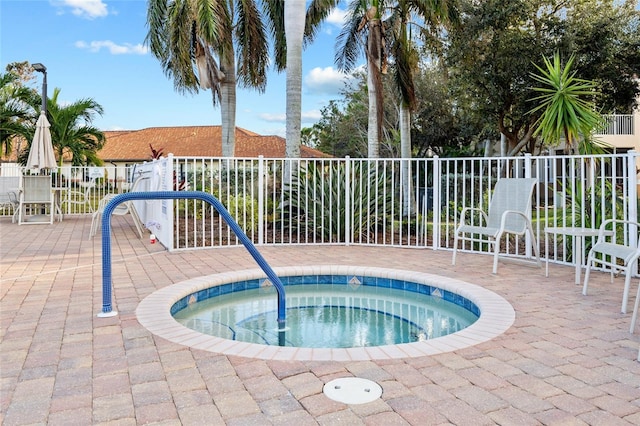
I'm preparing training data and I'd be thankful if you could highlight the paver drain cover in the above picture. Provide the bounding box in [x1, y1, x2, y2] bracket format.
[323, 377, 382, 404]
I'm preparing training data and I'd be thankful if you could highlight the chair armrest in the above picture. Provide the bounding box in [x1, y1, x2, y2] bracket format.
[499, 210, 531, 234]
[8, 190, 19, 204]
[459, 207, 489, 227]
[500, 209, 530, 220]
[596, 219, 639, 245]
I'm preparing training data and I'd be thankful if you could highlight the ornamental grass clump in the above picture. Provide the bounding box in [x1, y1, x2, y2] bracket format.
[529, 52, 606, 154]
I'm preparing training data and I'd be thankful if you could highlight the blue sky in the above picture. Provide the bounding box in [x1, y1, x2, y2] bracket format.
[1, 0, 355, 137]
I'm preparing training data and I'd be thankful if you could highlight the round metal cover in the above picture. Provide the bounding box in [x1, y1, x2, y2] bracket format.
[323, 377, 382, 404]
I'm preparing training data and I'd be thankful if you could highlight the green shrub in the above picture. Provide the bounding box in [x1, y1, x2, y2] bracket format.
[283, 162, 393, 241]
[226, 194, 259, 233]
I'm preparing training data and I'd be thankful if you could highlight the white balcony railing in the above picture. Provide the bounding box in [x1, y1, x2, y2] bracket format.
[595, 114, 635, 135]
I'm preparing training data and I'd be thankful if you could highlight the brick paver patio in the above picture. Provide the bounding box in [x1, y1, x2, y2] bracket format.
[1, 216, 639, 425]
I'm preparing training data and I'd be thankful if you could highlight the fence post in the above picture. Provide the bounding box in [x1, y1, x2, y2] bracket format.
[627, 151, 638, 253]
[345, 156, 351, 246]
[166, 154, 175, 251]
[524, 153, 533, 258]
[258, 156, 264, 245]
[432, 156, 441, 250]
[524, 153, 532, 178]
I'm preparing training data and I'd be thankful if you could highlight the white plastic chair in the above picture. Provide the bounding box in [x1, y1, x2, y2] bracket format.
[0, 176, 20, 221]
[631, 280, 640, 335]
[452, 178, 541, 274]
[66, 178, 95, 213]
[582, 219, 640, 315]
[18, 175, 56, 225]
[89, 176, 147, 239]
[7, 190, 20, 223]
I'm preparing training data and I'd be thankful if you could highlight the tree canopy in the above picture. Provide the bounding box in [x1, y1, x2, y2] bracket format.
[310, 66, 484, 158]
[309, 0, 639, 158]
[2, 63, 106, 166]
[445, 0, 640, 156]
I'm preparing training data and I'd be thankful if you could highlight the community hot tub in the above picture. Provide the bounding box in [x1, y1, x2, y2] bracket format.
[136, 266, 515, 361]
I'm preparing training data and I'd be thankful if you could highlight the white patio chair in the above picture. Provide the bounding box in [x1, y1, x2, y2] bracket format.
[452, 178, 541, 274]
[582, 219, 640, 315]
[7, 190, 20, 223]
[0, 176, 20, 222]
[18, 175, 56, 225]
[631, 279, 640, 336]
[89, 175, 147, 239]
[66, 178, 95, 213]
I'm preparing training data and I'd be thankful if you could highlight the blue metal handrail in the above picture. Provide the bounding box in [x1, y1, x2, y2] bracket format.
[99, 191, 287, 331]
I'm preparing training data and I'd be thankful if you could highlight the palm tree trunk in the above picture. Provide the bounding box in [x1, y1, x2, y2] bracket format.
[220, 51, 236, 157]
[400, 104, 413, 215]
[284, 0, 305, 159]
[367, 18, 383, 159]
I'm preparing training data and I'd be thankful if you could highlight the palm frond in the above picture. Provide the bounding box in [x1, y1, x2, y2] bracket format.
[335, 1, 367, 72]
[305, 0, 341, 43]
[235, 0, 269, 90]
[262, 0, 287, 72]
[529, 52, 603, 152]
[196, 0, 223, 45]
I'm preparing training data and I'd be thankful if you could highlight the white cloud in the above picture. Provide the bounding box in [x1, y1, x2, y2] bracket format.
[55, 0, 109, 19]
[304, 66, 352, 95]
[258, 110, 322, 126]
[326, 7, 347, 27]
[75, 40, 148, 55]
[259, 113, 286, 123]
[302, 110, 322, 122]
[320, 7, 347, 35]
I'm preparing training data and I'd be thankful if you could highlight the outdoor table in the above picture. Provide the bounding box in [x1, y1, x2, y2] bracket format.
[544, 226, 614, 285]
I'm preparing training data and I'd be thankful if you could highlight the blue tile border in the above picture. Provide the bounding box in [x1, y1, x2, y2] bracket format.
[171, 275, 480, 318]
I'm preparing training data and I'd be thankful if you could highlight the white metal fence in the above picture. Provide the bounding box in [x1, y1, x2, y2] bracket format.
[170, 152, 638, 267]
[3, 152, 638, 269]
[0, 162, 136, 216]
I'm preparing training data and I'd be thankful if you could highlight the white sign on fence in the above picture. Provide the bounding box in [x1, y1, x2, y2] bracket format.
[88, 167, 105, 179]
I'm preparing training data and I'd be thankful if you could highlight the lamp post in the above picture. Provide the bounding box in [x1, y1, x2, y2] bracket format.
[32, 63, 47, 115]
[32, 63, 52, 186]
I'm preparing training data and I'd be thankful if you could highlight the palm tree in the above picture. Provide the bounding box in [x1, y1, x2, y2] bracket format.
[529, 52, 605, 154]
[261, 0, 340, 161]
[336, 0, 457, 159]
[284, 0, 305, 159]
[336, 0, 386, 158]
[39, 88, 105, 167]
[0, 72, 38, 159]
[388, 0, 458, 213]
[389, 0, 458, 156]
[146, 0, 269, 157]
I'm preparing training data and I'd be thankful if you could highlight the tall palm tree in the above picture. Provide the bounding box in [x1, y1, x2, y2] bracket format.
[262, 0, 340, 161]
[389, 0, 458, 157]
[146, 0, 269, 157]
[336, 0, 458, 159]
[334, 11, 383, 158]
[336, 0, 385, 158]
[284, 0, 305, 159]
[388, 0, 458, 213]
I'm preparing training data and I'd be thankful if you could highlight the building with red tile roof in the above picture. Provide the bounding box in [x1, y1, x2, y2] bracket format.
[99, 126, 328, 161]
[0, 126, 328, 166]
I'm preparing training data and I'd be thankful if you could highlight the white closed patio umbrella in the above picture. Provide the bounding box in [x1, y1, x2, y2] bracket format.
[26, 111, 57, 173]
